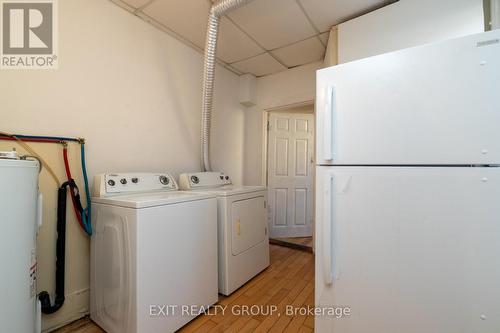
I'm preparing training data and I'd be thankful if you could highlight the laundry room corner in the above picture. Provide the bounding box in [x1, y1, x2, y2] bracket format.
[0, 140, 91, 331]
[0, 0, 245, 330]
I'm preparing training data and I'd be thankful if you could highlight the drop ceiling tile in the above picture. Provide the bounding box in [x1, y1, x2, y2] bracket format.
[141, 0, 210, 49]
[231, 53, 287, 77]
[217, 18, 265, 63]
[271, 37, 325, 68]
[319, 32, 329, 46]
[228, 0, 317, 50]
[298, 0, 390, 32]
[120, 0, 152, 9]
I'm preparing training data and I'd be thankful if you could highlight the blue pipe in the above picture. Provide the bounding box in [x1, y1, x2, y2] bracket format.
[80, 144, 92, 235]
[12, 134, 81, 143]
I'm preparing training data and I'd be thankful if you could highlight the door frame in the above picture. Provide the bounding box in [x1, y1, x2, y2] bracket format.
[261, 101, 314, 186]
[492, 0, 500, 29]
[261, 100, 316, 249]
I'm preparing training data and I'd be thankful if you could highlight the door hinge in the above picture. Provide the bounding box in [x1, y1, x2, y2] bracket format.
[264, 200, 267, 208]
[267, 121, 271, 131]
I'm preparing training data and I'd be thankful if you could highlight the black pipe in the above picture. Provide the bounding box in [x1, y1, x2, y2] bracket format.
[39, 181, 74, 314]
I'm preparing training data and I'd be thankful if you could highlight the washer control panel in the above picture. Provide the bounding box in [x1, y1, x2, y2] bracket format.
[179, 171, 232, 190]
[94, 173, 178, 197]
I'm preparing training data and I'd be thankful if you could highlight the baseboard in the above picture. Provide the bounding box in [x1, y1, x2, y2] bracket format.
[42, 288, 90, 332]
[269, 238, 313, 253]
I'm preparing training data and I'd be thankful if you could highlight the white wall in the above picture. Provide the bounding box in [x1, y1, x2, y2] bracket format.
[338, 0, 485, 63]
[324, 26, 339, 67]
[0, 0, 243, 330]
[243, 61, 322, 185]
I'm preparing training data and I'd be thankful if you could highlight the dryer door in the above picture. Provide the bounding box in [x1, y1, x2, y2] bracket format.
[231, 195, 267, 256]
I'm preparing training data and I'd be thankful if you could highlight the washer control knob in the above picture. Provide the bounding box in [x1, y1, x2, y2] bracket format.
[225, 176, 229, 180]
[220, 175, 224, 180]
[159, 175, 170, 185]
[191, 175, 199, 184]
[107, 179, 116, 186]
[120, 178, 127, 185]
[131, 178, 139, 184]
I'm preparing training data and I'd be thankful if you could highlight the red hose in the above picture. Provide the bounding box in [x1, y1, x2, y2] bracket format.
[63, 146, 85, 230]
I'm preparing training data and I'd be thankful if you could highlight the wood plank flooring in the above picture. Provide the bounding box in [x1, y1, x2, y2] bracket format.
[55, 244, 314, 333]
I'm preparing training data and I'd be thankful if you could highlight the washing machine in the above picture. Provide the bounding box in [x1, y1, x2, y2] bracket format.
[90, 172, 218, 333]
[179, 172, 270, 295]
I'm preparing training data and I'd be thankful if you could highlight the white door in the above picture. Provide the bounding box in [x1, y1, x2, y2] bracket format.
[315, 166, 500, 333]
[267, 112, 314, 238]
[317, 30, 500, 166]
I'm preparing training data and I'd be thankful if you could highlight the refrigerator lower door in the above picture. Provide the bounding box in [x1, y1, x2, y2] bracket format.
[315, 166, 500, 333]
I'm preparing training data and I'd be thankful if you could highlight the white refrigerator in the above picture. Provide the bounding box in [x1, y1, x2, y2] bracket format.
[315, 31, 500, 333]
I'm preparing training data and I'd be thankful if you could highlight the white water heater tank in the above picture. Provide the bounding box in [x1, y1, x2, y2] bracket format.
[0, 153, 42, 332]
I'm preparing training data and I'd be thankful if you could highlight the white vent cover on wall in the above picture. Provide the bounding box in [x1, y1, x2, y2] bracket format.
[238, 73, 257, 107]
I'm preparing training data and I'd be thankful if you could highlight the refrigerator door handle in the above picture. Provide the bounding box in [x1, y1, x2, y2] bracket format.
[323, 174, 339, 285]
[323, 86, 336, 161]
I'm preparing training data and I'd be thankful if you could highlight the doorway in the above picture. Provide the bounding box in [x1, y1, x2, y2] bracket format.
[265, 105, 315, 251]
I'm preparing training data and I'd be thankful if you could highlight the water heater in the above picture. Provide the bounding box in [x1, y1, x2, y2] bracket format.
[0, 152, 42, 332]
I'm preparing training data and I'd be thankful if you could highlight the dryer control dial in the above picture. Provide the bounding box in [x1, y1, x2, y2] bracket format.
[159, 175, 170, 185]
[190, 175, 200, 184]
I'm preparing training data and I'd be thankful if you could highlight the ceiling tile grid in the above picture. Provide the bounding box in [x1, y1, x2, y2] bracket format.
[227, 0, 317, 50]
[113, 0, 394, 77]
[231, 53, 287, 77]
[141, 0, 210, 49]
[271, 36, 325, 68]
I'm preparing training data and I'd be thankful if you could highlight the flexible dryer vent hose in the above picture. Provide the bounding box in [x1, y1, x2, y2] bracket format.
[201, 0, 254, 171]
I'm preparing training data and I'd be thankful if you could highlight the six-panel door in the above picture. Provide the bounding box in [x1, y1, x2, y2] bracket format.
[268, 112, 315, 238]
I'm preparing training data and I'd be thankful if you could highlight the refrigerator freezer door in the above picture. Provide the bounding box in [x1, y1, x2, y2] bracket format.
[317, 30, 500, 165]
[315, 166, 500, 333]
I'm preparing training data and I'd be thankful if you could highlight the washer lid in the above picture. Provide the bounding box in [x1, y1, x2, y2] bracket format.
[92, 191, 216, 209]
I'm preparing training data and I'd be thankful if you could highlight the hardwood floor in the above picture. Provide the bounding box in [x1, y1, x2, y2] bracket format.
[55, 244, 314, 333]
[54, 318, 103, 333]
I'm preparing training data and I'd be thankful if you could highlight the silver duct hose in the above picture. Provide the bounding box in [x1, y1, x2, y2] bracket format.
[201, 0, 254, 171]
